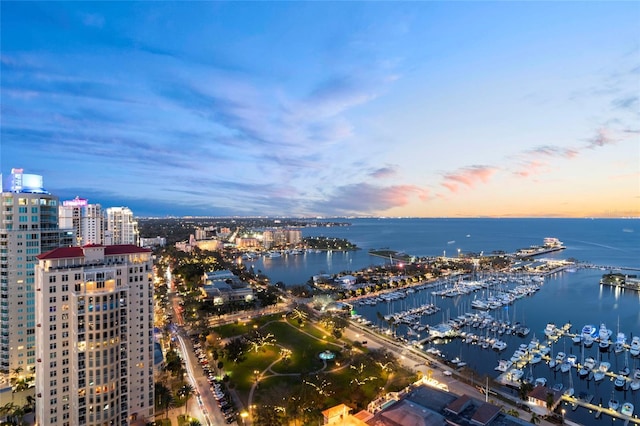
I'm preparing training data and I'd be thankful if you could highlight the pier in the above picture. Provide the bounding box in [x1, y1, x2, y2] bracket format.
[560, 395, 640, 425]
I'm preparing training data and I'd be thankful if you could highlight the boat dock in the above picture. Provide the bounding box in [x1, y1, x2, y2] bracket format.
[561, 395, 639, 425]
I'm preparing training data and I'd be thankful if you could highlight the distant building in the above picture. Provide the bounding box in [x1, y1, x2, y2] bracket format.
[104, 207, 139, 246]
[35, 244, 155, 426]
[202, 270, 253, 305]
[336, 274, 357, 287]
[262, 228, 302, 249]
[139, 236, 166, 248]
[60, 198, 104, 245]
[236, 237, 259, 249]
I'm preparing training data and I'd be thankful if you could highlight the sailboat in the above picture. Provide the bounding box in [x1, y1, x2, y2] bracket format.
[620, 348, 630, 376]
[564, 367, 575, 397]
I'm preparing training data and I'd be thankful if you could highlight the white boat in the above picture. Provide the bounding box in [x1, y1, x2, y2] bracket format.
[630, 379, 640, 391]
[621, 402, 634, 416]
[544, 323, 558, 338]
[614, 375, 626, 390]
[582, 324, 597, 339]
[492, 340, 507, 351]
[572, 334, 582, 344]
[264, 251, 282, 258]
[598, 323, 612, 341]
[555, 352, 566, 364]
[583, 356, 596, 370]
[583, 334, 594, 348]
[507, 368, 524, 381]
[495, 359, 513, 372]
[630, 336, 640, 356]
[530, 353, 542, 364]
[609, 396, 620, 411]
[567, 354, 578, 366]
[560, 361, 571, 373]
[614, 332, 627, 354]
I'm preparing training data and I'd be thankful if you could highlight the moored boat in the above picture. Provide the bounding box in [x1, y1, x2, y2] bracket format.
[621, 402, 634, 416]
[614, 375, 626, 390]
[630, 336, 640, 357]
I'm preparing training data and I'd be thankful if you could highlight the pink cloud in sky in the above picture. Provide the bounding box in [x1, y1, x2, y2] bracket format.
[441, 165, 497, 193]
[513, 160, 547, 178]
[587, 128, 617, 148]
[318, 182, 428, 214]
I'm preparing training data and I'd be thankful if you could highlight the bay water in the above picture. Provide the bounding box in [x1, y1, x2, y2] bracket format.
[244, 218, 640, 424]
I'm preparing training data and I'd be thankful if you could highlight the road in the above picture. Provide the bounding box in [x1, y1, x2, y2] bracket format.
[173, 324, 235, 426]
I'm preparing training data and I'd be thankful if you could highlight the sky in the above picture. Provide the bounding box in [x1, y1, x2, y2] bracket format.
[1, 2, 638, 218]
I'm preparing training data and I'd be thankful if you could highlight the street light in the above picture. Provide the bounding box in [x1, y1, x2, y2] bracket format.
[561, 408, 566, 424]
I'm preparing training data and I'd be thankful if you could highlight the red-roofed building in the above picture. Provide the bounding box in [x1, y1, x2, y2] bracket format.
[35, 243, 155, 425]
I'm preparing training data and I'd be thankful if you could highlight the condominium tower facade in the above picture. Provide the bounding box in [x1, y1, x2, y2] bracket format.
[35, 244, 155, 425]
[104, 207, 139, 246]
[0, 169, 73, 375]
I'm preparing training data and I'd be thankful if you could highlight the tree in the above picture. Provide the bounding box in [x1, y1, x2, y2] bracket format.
[518, 382, 534, 400]
[154, 383, 173, 418]
[545, 392, 555, 413]
[178, 383, 195, 415]
[188, 420, 202, 426]
[224, 337, 248, 363]
[247, 330, 276, 353]
[530, 412, 540, 424]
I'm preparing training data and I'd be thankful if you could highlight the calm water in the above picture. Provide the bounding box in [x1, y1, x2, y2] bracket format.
[243, 218, 640, 425]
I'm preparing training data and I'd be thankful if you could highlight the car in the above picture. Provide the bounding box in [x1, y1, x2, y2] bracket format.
[443, 370, 453, 376]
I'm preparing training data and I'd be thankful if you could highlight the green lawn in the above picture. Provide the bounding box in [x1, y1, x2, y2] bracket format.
[213, 313, 284, 339]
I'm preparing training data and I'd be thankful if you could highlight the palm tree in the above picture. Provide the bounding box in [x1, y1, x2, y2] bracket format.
[178, 383, 195, 415]
[154, 383, 173, 418]
[530, 412, 540, 424]
[188, 420, 202, 426]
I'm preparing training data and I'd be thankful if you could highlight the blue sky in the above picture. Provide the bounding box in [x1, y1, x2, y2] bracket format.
[1, 2, 638, 217]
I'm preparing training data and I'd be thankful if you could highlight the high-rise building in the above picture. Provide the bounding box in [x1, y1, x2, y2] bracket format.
[104, 207, 139, 246]
[82, 203, 104, 245]
[60, 197, 87, 245]
[0, 169, 73, 375]
[35, 244, 155, 426]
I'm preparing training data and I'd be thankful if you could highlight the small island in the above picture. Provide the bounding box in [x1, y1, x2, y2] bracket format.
[304, 236, 358, 251]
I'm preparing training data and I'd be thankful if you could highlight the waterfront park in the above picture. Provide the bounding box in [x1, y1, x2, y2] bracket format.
[205, 308, 417, 424]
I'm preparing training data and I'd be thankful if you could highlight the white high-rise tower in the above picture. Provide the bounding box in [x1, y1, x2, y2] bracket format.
[104, 207, 139, 246]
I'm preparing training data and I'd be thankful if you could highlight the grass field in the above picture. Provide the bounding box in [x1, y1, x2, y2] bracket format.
[214, 316, 417, 419]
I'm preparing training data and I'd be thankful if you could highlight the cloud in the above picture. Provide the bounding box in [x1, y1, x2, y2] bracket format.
[369, 166, 397, 179]
[612, 95, 639, 111]
[441, 165, 497, 193]
[312, 183, 428, 215]
[512, 160, 547, 178]
[587, 128, 620, 149]
[527, 145, 579, 159]
[303, 75, 379, 119]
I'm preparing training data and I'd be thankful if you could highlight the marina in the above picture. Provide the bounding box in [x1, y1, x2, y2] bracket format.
[347, 268, 640, 425]
[246, 217, 640, 425]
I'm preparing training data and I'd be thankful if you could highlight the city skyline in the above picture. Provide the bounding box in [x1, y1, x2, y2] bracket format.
[1, 2, 639, 218]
